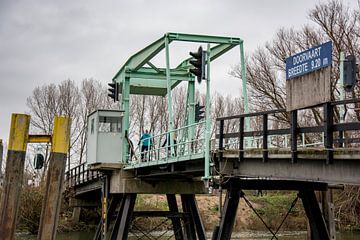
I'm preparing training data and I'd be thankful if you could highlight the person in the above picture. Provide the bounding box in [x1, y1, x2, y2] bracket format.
[128, 138, 135, 162]
[139, 130, 152, 161]
[162, 132, 177, 156]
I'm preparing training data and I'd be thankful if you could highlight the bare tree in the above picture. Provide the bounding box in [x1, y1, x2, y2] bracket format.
[76, 79, 115, 164]
[229, 0, 360, 228]
[26, 78, 117, 179]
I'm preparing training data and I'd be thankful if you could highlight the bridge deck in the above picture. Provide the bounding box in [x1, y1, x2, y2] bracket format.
[218, 147, 360, 185]
[67, 99, 360, 196]
[221, 147, 360, 160]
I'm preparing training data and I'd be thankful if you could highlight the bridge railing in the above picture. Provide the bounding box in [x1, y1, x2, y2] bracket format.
[66, 162, 103, 188]
[125, 121, 206, 168]
[217, 99, 360, 164]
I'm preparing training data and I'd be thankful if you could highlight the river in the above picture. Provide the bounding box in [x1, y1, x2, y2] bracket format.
[15, 231, 360, 239]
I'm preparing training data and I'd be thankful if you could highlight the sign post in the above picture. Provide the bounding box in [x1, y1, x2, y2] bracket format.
[286, 41, 333, 111]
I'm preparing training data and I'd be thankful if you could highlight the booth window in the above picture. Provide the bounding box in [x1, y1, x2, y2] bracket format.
[91, 119, 95, 134]
[98, 116, 121, 133]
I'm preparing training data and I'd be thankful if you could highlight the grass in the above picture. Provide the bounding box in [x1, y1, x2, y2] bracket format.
[245, 191, 306, 231]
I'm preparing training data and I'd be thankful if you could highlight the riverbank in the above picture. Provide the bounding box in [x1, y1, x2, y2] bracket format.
[15, 230, 360, 240]
[133, 191, 306, 232]
[11, 185, 360, 235]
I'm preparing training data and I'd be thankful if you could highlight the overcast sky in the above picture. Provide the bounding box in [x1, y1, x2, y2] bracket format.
[0, 0, 355, 144]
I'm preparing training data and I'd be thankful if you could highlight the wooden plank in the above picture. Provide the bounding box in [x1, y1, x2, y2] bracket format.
[286, 67, 331, 111]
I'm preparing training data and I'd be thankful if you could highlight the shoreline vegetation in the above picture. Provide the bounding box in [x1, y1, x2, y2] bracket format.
[7, 186, 360, 236]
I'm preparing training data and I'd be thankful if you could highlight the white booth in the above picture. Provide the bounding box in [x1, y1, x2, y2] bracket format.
[86, 110, 123, 165]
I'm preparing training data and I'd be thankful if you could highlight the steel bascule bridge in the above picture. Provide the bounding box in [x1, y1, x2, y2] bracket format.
[66, 33, 360, 240]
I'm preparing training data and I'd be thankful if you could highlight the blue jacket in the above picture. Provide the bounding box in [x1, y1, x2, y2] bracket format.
[140, 133, 152, 146]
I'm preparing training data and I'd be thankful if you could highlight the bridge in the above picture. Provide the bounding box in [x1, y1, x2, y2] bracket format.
[1, 32, 359, 240]
[67, 99, 360, 240]
[64, 33, 360, 240]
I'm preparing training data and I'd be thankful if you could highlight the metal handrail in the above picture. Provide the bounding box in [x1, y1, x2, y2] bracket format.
[65, 162, 102, 188]
[126, 121, 206, 167]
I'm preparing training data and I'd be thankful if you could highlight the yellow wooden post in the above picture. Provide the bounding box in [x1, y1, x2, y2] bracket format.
[0, 139, 3, 178]
[0, 114, 30, 240]
[38, 116, 71, 240]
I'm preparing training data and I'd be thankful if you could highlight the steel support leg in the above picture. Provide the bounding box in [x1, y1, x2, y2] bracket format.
[181, 195, 197, 240]
[102, 176, 109, 239]
[215, 188, 242, 240]
[93, 220, 102, 240]
[115, 193, 137, 240]
[93, 195, 121, 240]
[167, 194, 184, 240]
[109, 196, 127, 240]
[300, 190, 330, 240]
[182, 194, 206, 240]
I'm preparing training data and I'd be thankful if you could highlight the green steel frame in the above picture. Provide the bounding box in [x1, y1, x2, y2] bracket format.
[111, 32, 248, 181]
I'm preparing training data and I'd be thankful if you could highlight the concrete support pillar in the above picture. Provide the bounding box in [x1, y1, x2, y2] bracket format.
[0, 114, 30, 240]
[38, 116, 71, 240]
[72, 207, 81, 223]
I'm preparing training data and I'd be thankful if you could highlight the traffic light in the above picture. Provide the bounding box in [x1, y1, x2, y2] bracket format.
[195, 103, 205, 122]
[189, 46, 206, 83]
[34, 153, 44, 170]
[343, 55, 358, 92]
[108, 82, 119, 101]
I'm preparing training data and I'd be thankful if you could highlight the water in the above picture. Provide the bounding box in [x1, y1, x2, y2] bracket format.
[15, 231, 360, 239]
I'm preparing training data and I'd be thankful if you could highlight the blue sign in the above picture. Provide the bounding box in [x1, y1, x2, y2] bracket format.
[286, 41, 332, 80]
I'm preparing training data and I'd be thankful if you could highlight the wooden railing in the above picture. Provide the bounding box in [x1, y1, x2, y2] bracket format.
[217, 99, 360, 164]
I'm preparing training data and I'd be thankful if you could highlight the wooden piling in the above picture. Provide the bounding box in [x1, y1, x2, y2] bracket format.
[321, 190, 336, 240]
[0, 139, 3, 179]
[38, 116, 71, 240]
[0, 114, 30, 240]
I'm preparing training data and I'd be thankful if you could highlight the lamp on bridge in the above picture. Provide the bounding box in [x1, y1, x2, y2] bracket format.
[343, 55, 358, 92]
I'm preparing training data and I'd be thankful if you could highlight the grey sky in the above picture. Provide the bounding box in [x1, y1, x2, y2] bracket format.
[0, 0, 354, 143]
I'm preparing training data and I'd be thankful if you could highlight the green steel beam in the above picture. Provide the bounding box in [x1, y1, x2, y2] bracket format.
[127, 67, 190, 80]
[177, 43, 237, 69]
[124, 152, 205, 170]
[165, 36, 175, 155]
[113, 32, 242, 82]
[113, 35, 167, 80]
[121, 75, 130, 163]
[110, 32, 249, 183]
[167, 32, 242, 44]
[146, 61, 161, 73]
[117, 67, 192, 96]
[204, 44, 211, 180]
[187, 80, 195, 141]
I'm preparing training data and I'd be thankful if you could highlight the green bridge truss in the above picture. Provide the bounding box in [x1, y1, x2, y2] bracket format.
[111, 32, 248, 181]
